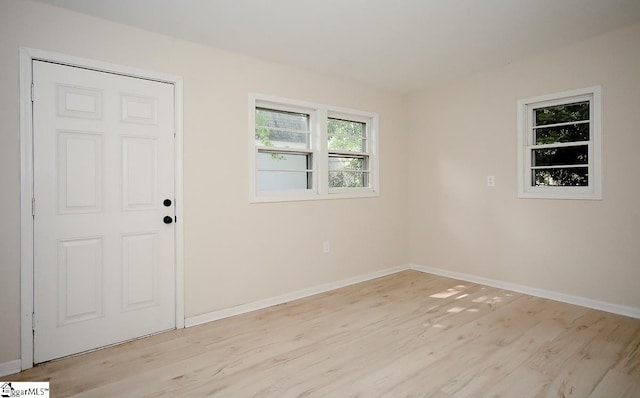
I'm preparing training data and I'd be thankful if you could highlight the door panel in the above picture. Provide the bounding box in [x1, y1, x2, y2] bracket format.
[57, 131, 103, 213]
[122, 136, 158, 210]
[56, 84, 102, 119]
[121, 232, 159, 311]
[57, 237, 104, 325]
[33, 61, 176, 363]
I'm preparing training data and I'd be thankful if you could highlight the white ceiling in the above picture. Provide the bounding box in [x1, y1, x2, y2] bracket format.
[34, 0, 640, 93]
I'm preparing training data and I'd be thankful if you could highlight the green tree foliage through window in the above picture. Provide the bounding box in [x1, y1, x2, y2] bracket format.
[256, 108, 310, 161]
[534, 102, 589, 125]
[531, 101, 590, 187]
[328, 118, 368, 188]
[328, 118, 366, 152]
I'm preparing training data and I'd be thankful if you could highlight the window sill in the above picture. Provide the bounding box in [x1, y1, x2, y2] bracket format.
[517, 190, 602, 200]
[250, 188, 379, 203]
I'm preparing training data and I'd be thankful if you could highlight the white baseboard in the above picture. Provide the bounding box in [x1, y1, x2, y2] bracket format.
[185, 265, 407, 327]
[0, 359, 22, 377]
[409, 263, 640, 319]
[7, 264, 633, 372]
[187, 262, 640, 328]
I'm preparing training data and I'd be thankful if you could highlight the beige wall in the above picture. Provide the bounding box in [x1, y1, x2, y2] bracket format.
[407, 23, 640, 309]
[2, 0, 639, 368]
[0, 0, 408, 363]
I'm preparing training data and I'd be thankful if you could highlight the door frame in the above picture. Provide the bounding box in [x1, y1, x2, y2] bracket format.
[19, 47, 185, 370]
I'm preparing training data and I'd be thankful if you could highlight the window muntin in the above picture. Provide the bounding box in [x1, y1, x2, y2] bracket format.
[250, 95, 378, 202]
[517, 87, 601, 199]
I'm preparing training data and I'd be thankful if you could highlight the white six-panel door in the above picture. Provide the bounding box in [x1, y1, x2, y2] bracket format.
[32, 60, 176, 363]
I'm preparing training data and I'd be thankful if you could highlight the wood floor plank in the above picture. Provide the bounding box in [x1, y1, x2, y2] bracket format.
[589, 369, 640, 398]
[7, 270, 640, 397]
[441, 312, 579, 396]
[538, 312, 639, 397]
[238, 286, 524, 397]
[363, 296, 568, 397]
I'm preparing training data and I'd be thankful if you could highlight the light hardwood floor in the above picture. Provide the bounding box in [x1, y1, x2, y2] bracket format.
[8, 270, 640, 397]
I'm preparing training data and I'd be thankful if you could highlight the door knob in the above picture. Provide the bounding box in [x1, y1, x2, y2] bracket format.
[163, 216, 173, 224]
[163, 199, 172, 207]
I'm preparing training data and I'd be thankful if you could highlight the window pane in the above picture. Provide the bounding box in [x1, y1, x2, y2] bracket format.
[257, 152, 310, 171]
[254, 129, 308, 149]
[256, 108, 309, 149]
[257, 152, 312, 191]
[329, 156, 368, 188]
[534, 123, 589, 144]
[328, 118, 366, 152]
[258, 171, 312, 191]
[532, 145, 588, 167]
[534, 101, 589, 126]
[533, 168, 588, 186]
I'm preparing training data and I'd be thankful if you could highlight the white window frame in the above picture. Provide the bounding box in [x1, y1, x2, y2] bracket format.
[327, 111, 374, 195]
[517, 86, 602, 200]
[249, 94, 379, 203]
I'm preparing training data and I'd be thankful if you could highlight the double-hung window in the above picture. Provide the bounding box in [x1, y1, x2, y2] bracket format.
[250, 95, 378, 202]
[255, 106, 315, 193]
[328, 114, 371, 191]
[517, 86, 601, 199]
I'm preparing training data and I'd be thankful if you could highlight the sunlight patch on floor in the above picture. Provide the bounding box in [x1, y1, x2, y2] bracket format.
[430, 285, 467, 299]
[473, 296, 488, 303]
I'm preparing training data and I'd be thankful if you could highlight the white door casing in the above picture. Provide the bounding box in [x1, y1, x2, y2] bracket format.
[26, 56, 183, 364]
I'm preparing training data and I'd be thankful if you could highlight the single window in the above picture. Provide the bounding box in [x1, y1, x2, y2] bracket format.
[517, 87, 601, 200]
[255, 107, 313, 192]
[250, 95, 379, 202]
[328, 116, 371, 190]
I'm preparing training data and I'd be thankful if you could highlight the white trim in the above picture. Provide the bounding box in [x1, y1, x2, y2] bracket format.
[185, 265, 406, 327]
[174, 80, 186, 331]
[19, 47, 185, 371]
[517, 86, 602, 200]
[186, 263, 639, 329]
[19, 47, 35, 372]
[0, 360, 22, 377]
[187, 262, 640, 329]
[408, 264, 640, 319]
[249, 189, 379, 204]
[249, 93, 380, 203]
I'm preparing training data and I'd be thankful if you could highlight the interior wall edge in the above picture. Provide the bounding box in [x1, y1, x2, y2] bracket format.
[409, 263, 640, 319]
[185, 265, 409, 328]
[189, 259, 640, 332]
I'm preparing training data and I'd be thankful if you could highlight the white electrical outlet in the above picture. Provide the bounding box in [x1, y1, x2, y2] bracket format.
[487, 175, 496, 187]
[323, 241, 330, 253]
